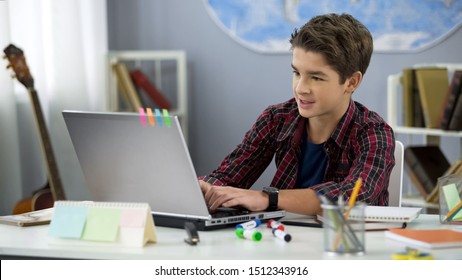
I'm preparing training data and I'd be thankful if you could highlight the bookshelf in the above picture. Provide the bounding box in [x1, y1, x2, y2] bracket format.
[387, 63, 462, 152]
[387, 63, 462, 210]
[107, 50, 188, 141]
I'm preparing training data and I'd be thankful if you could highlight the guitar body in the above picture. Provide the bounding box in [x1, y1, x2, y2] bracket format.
[4, 44, 66, 213]
[12, 184, 54, 214]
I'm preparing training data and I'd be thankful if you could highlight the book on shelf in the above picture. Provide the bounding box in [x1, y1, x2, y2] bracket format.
[130, 69, 173, 110]
[0, 207, 53, 227]
[401, 68, 426, 127]
[404, 145, 450, 198]
[440, 70, 462, 130]
[447, 71, 462, 131]
[414, 67, 449, 129]
[385, 228, 462, 249]
[401, 68, 415, 127]
[112, 63, 143, 111]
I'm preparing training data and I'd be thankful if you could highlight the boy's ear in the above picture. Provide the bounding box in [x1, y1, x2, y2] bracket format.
[346, 71, 363, 94]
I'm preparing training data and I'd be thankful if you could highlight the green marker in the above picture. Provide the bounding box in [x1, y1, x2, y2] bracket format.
[235, 228, 262, 241]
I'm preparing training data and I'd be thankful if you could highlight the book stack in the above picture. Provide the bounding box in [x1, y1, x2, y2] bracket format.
[112, 63, 172, 112]
[401, 67, 462, 130]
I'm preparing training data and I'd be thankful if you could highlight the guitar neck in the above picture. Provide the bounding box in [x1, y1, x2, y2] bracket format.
[28, 88, 66, 201]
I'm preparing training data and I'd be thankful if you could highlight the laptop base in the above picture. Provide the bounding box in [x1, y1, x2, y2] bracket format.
[152, 214, 228, 231]
[152, 212, 284, 231]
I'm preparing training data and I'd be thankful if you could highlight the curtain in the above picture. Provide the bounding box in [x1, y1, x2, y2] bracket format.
[0, 0, 108, 215]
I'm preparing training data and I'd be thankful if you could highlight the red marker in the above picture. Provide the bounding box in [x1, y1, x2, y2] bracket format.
[267, 219, 285, 231]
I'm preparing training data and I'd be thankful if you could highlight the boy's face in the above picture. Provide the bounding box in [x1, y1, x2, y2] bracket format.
[291, 48, 357, 122]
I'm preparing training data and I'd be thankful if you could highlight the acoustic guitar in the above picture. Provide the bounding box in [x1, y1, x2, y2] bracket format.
[4, 44, 66, 214]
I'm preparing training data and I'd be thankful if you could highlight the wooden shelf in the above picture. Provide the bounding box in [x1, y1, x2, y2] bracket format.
[106, 50, 188, 141]
[387, 63, 462, 150]
[387, 64, 462, 199]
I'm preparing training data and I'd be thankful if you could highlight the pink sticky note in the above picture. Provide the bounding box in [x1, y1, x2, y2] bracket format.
[120, 208, 146, 227]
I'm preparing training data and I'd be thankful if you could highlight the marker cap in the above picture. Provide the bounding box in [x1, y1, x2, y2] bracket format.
[235, 219, 261, 229]
[272, 228, 291, 242]
[235, 228, 262, 241]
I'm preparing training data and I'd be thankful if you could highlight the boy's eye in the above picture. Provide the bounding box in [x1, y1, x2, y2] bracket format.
[312, 76, 323, 81]
[292, 70, 300, 76]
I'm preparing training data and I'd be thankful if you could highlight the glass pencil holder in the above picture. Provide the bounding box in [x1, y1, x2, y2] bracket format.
[321, 202, 365, 256]
[438, 174, 462, 225]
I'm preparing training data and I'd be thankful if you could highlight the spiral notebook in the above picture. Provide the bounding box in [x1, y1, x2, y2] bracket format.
[0, 208, 53, 227]
[349, 206, 422, 223]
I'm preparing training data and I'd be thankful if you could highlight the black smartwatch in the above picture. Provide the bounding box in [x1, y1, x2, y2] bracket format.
[262, 186, 279, 211]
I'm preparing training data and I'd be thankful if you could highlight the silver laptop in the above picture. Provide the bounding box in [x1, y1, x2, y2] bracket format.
[62, 110, 285, 230]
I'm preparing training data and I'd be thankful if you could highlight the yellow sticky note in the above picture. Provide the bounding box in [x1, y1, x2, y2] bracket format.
[82, 208, 121, 242]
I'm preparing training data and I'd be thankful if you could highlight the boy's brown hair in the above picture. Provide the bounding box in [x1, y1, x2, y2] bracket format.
[290, 13, 373, 83]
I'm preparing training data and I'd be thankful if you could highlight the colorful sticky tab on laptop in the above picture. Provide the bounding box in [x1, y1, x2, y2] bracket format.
[163, 109, 171, 127]
[139, 108, 146, 126]
[147, 108, 155, 127]
[139, 108, 171, 128]
[155, 108, 163, 127]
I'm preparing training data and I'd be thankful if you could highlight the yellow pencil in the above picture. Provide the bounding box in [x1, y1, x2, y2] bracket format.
[446, 200, 462, 221]
[348, 178, 363, 207]
[344, 177, 362, 219]
[333, 177, 363, 251]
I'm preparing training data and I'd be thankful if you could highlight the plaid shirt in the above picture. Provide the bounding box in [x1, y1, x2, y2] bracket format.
[201, 98, 395, 206]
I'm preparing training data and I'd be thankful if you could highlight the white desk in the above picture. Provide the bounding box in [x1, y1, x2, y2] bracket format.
[0, 215, 461, 260]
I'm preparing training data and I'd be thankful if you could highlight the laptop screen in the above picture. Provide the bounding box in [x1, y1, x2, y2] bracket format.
[62, 110, 211, 220]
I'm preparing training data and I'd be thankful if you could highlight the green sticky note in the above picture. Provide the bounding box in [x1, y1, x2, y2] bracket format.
[82, 208, 121, 242]
[442, 183, 462, 220]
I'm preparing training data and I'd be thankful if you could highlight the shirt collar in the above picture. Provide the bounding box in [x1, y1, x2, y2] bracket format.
[275, 98, 357, 150]
[275, 99, 304, 144]
[329, 99, 356, 150]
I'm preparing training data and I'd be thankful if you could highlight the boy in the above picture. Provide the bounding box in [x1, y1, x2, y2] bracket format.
[199, 13, 395, 215]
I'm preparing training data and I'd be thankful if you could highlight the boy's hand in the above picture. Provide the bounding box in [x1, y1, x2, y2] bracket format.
[199, 180, 268, 212]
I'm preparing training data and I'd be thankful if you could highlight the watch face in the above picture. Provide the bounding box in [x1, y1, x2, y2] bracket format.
[264, 187, 278, 193]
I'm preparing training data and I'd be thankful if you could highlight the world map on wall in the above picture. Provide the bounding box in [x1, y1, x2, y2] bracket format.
[204, 0, 462, 53]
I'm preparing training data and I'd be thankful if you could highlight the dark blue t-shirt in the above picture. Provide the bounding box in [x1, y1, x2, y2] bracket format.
[295, 134, 327, 189]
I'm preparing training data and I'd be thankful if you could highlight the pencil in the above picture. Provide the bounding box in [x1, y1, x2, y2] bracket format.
[333, 177, 363, 251]
[349, 178, 363, 207]
[446, 200, 462, 222]
[344, 177, 362, 219]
